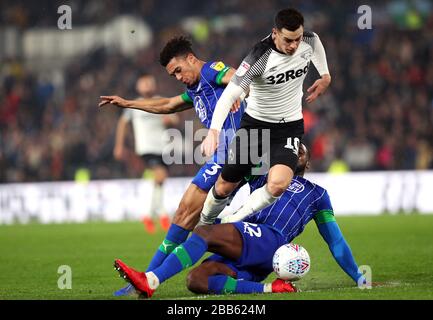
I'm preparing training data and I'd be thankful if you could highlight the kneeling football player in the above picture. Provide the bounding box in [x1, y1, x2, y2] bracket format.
[114, 145, 366, 297]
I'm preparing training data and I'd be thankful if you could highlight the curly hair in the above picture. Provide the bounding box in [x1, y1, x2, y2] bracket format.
[159, 36, 196, 67]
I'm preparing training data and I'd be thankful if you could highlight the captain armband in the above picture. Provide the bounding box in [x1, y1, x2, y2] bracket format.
[314, 209, 336, 225]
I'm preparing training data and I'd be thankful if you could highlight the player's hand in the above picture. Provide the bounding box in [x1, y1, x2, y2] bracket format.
[201, 129, 220, 157]
[305, 76, 331, 103]
[99, 96, 131, 108]
[230, 99, 241, 113]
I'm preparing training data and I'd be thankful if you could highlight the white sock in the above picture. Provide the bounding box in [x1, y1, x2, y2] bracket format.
[152, 183, 167, 216]
[233, 184, 279, 221]
[263, 283, 272, 293]
[140, 181, 153, 219]
[198, 187, 230, 226]
[145, 271, 160, 290]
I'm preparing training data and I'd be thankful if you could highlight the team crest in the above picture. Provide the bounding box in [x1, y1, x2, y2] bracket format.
[193, 96, 207, 122]
[287, 180, 305, 193]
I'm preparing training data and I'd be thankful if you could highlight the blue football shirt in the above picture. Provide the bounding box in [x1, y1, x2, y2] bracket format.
[244, 175, 334, 242]
[181, 61, 246, 149]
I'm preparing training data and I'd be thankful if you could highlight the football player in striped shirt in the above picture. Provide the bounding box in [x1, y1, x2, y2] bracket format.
[113, 74, 178, 233]
[200, 8, 332, 234]
[114, 144, 366, 298]
[100, 36, 246, 296]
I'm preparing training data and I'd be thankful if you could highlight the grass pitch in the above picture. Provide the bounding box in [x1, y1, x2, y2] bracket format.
[1, 214, 433, 300]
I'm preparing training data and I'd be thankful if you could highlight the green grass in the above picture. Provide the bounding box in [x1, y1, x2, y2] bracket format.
[1, 215, 433, 300]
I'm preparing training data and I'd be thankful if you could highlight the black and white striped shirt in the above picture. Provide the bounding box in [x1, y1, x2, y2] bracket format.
[232, 32, 329, 123]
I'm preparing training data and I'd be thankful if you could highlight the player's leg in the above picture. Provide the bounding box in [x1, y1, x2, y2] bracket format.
[146, 158, 225, 271]
[141, 154, 170, 230]
[186, 260, 237, 294]
[114, 223, 243, 298]
[146, 183, 206, 270]
[148, 223, 242, 283]
[231, 135, 301, 220]
[140, 155, 157, 233]
[187, 260, 296, 295]
[264, 135, 302, 196]
[114, 182, 206, 297]
[199, 129, 253, 224]
[150, 162, 170, 231]
[199, 175, 242, 225]
[186, 257, 267, 295]
[115, 158, 226, 296]
[187, 224, 298, 295]
[141, 165, 155, 234]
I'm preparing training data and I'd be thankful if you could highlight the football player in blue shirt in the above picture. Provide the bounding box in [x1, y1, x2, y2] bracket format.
[114, 144, 366, 298]
[99, 36, 246, 296]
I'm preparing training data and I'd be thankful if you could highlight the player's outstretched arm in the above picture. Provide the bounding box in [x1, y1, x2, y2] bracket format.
[99, 95, 193, 114]
[314, 212, 364, 284]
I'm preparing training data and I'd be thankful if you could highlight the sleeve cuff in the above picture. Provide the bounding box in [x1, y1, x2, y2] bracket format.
[181, 92, 193, 104]
[215, 67, 231, 86]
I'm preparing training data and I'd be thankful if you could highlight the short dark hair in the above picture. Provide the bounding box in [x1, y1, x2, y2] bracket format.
[159, 36, 195, 67]
[275, 8, 304, 31]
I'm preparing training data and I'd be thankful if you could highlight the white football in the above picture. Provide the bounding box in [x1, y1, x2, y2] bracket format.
[272, 243, 311, 281]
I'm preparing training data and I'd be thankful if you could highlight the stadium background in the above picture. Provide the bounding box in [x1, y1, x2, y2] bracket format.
[1, 0, 433, 300]
[1, 0, 433, 182]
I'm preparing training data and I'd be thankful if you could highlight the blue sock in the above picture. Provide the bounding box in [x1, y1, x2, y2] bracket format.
[208, 275, 264, 294]
[146, 224, 190, 271]
[152, 233, 208, 283]
[235, 280, 265, 294]
[208, 275, 228, 294]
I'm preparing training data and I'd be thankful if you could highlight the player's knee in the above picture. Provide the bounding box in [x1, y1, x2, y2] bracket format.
[153, 167, 168, 184]
[214, 178, 236, 198]
[193, 225, 212, 243]
[186, 269, 208, 294]
[267, 179, 290, 197]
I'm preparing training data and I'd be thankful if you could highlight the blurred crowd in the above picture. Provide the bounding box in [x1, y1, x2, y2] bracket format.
[1, 0, 433, 183]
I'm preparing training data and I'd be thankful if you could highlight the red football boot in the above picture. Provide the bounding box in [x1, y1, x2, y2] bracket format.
[271, 279, 298, 293]
[159, 215, 171, 232]
[114, 259, 155, 298]
[142, 217, 156, 234]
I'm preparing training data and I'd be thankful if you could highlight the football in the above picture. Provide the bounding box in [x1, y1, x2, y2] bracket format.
[272, 243, 311, 281]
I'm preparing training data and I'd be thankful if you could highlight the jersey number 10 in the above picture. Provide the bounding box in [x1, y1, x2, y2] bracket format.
[284, 137, 300, 155]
